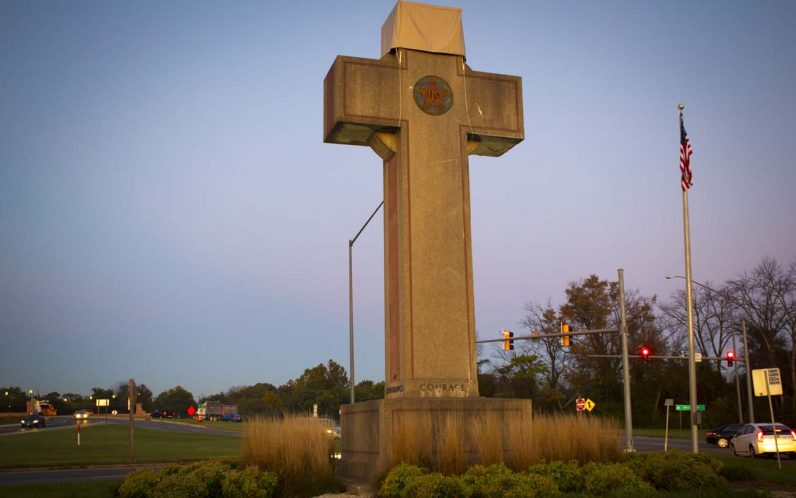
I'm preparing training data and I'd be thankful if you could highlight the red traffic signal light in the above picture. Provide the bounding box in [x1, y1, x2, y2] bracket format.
[726, 350, 735, 367]
[639, 345, 651, 362]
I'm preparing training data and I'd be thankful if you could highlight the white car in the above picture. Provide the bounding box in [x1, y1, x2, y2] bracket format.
[74, 410, 93, 420]
[730, 423, 796, 458]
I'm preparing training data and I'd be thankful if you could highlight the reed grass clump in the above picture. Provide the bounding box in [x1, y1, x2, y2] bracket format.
[387, 410, 620, 471]
[243, 416, 340, 496]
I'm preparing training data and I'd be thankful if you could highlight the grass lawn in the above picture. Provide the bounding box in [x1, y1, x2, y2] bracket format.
[714, 453, 796, 485]
[0, 479, 121, 497]
[0, 415, 23, 426]
[0, 424, 241, 469]
[157, 418, 245, 432]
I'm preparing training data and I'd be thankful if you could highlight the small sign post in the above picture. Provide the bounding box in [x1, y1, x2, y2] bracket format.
[76, 419, 80, 446]
[753, 368, 783, 470]
[664, 399, 674, 452]
[584, 399, 596, 412]
[129, 378, 136, 460]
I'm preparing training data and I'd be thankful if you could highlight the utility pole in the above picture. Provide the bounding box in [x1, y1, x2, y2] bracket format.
[618, 269, 634, 452]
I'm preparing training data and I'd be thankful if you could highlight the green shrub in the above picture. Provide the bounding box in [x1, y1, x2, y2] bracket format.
[220, 466, 278, 497]
[624, 451, 725, 491]
[401, 472, 468, 498]
[119, 461, 279, 498]
[118, 469, 162, 498]
[527, 460, 584, 493]
[461, 463, 513, 497]
[460, 464, 559, 498]
[380, 464, 428, 498]
[583, 462, 655, 497]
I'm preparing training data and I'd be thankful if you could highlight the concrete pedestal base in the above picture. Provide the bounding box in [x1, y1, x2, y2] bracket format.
[337, 397, 532, 483]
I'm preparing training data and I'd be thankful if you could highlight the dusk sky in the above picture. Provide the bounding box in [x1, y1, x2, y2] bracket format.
[2, 1, 795, 400]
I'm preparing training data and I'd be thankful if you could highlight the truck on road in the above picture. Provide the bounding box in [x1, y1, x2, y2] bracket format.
[197, 401, 237, 421]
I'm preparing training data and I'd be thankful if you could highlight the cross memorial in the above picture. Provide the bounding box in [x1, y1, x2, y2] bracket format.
[324, 1, 524, 399]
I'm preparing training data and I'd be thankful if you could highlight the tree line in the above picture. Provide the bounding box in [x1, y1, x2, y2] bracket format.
[480, 256, 794, 427]
[4, 257, 792, 427]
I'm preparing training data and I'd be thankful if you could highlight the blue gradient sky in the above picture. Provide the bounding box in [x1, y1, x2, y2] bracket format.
[2, 1, 794, 399]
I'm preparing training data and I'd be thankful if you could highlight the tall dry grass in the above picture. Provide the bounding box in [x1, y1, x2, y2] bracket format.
[389, 410, 432, 468]
[509, 413, 621, 467]
[387, 410, 620, 472]
[470, 412, 504, 466]
[243, 416, 334, 493]
[435, 411, 468, 474]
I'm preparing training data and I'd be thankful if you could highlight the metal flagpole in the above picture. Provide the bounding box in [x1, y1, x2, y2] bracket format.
[678, 103, 699, 454]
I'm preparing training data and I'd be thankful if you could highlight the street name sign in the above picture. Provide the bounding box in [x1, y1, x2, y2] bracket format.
[675, 404, 705, 411]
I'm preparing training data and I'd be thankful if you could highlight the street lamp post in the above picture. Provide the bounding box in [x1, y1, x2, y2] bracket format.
[348, 201, 384, 404]
[666, 275, 755, 423]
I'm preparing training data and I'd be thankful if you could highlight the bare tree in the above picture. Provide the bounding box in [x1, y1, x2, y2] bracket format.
[520, 300, 571, 409]
[660, 283, 737, 371]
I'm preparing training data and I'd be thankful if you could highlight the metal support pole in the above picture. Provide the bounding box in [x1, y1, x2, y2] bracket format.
[618, 268, 634, 452]
[742, 320, 754, 423]
[347, 200, 383, 405]
[765, 371, 782, 470]
[732, 328, 742, 423]
[348, 241, 355, 404]
[682, 188, 699, 454]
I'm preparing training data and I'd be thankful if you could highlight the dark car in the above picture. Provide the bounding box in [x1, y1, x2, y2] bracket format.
[21, 413, 46, 429]
[706, 422, 743, 448]
[220, 413, 242, 422]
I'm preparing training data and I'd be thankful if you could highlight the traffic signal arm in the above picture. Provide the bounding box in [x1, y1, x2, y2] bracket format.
[476, 328, 619, 345]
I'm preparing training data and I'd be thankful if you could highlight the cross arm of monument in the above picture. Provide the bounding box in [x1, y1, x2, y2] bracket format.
[323, 55, 523, 157]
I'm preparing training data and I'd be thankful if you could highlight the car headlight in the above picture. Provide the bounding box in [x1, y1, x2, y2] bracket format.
[33, 420, 39, 424]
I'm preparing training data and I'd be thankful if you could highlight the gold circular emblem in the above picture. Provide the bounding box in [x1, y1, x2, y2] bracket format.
[413, 76, 453, 116]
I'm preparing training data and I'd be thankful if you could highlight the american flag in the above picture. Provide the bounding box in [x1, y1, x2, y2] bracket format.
[680, 112, 693, 191]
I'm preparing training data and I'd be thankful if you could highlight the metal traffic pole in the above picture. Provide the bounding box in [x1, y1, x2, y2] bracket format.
[618, 269, 634, 452]
[732, 327, 742, 423]
[742, 320, 754, 422]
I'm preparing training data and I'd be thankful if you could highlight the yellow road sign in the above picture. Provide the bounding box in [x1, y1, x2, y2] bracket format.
[584, 399, 596, 412]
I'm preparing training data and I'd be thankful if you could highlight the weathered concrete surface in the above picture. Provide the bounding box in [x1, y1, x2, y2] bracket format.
[324, 48, 523, 400]
[337, 397, 532, 483]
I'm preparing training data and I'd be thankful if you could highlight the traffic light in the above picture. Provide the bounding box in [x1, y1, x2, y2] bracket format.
[639, 345, 651, 362]
[726, 350, 735, 367]
[501, 329, 514, 351]
[560, 323, 571, 347]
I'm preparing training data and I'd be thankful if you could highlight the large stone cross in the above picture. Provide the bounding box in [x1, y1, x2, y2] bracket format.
[324, 2, 523, 399]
